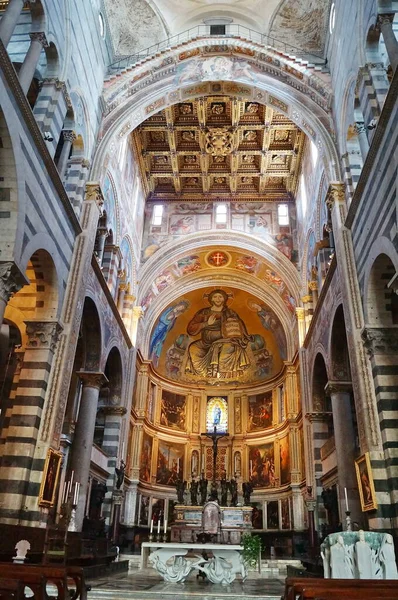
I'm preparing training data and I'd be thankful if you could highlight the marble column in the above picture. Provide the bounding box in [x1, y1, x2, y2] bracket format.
[124, 483, 139, 526]
[325, 381, 361, 524]
[377, 14, 398, 73]
[309, 280, 319, 307]
[354, 122, 370, 161]
[117, 282, 128, 313]
[130, 305, 143, 346]
[291, 484, 305, 530]
[0, 262, 28, 325]
[296, 307, 306, 347]
[69, 371, 108, 531]
[0, 0, 25, 48]
[95, 226, 109, 264]
[19, 32, 49, 94]
[57, 130, 76, 180]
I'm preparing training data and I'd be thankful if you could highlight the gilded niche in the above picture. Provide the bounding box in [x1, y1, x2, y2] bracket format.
[149, 288, 285, 384]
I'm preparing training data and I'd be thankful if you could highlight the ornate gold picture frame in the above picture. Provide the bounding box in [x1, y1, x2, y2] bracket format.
[39, 448, 62, 507]
[355, 452, 377, 511]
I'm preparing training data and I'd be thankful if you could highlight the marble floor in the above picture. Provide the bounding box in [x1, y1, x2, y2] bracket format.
[87, 571, 285, 600]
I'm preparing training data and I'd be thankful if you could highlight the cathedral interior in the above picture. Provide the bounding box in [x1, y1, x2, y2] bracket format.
[0, 0, 398, 588]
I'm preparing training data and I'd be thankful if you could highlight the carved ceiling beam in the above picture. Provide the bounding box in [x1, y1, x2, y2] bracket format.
[197, 97, 207, 127]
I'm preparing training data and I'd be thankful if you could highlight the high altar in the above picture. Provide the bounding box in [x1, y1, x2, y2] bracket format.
[171, 504, 253, 543]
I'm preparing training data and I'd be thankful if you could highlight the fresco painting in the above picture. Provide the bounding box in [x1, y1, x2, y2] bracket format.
[281, 497, 290, 529]
[139, 432, 153, 482]
[206, 397, 228, 434]
[156, 441, 185, 486]
[249, 442, 275, 488]
[160, 390, 186, 431]
[248, 392, 273, 431]
[267, 500, 279, 529]
[280, 435, 291, 485]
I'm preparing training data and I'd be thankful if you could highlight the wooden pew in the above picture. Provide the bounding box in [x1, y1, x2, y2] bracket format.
[0, 564, 87, 600]
[284, 577, 398, 600]
[0, 578, 24, 600]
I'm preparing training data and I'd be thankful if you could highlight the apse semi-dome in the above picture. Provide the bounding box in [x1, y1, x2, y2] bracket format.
[149, 287, 287, 384]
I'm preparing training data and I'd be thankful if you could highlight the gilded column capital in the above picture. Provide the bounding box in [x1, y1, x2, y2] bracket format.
[325, 182, 345, 211]
[102, 405, 127, 416]
[85, 182, 104, 208]
[0, 261, 29, 303]
[308, 280, 318, 292]
[62, 129, 76, 143]
[24, 320, 63, 352]
[295, 307, 305, 320]
[77, 371, 108, 389]
[301, 294, 312, 304]
[132, 306, 144, 319]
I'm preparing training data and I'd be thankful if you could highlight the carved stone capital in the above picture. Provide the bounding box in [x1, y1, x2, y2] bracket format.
[77, 371, 108, 389]
[85, 182, 104, 207]
[301, 294, 312, 304]
[326, 182, 345, 211]
[324, 381, 352, 395]
[29, 32, 49, 47]
[354, 121, 366, 136]
[361, 327, 398, 356]
[132, 306, 144, 320]
[295, 307, 305, 320]
[62, 129, 76, 143]
[119, 282, 129, 293]
[0, 262, 28, 303]
[24, 320, 63, 352]
[377, 13, 395, 28]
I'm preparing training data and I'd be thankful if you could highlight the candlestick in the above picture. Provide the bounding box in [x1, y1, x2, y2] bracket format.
[150, 519, 154, 533]
[344, 487, 349, 512]
[250, 460, 253, 475]
[164, 519, 167, 534]
[157, 520, 161, 535]
[61, 481, 67, 504]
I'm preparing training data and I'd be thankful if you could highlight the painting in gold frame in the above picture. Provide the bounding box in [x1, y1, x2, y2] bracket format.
[39, 448, 62, 507]
[355, 452, 377, 512]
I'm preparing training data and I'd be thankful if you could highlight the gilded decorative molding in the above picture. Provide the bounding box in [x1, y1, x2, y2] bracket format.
[234, 396, 242, 434]
[325, 182, 345, 211]
[25, 320, 63, 352]
[85, 182, 104, 207]
[308, 280, 318, 292]
[102, 406, 128, 416]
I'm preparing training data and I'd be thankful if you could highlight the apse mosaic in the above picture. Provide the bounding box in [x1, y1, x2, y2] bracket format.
[156, 441, 184, 486]
[249, 442, 275, 488]
[160, 390, 186, 431]
[149, 288, 286, 384]
[248, 391, 273, 431]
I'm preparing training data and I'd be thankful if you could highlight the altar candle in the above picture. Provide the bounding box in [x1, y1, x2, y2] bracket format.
[150, 519, 154, 533]
[61, 481, 67, 503]
[157, 520, 161, 534]
[250, 460, 253, 475]
[164, 519, 167, 534]
[344, 487, 349, 512]
[177, 458, 180, 473]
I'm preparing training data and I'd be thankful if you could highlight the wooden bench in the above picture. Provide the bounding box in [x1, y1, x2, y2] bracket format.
[0, 564, 87, 600]
[284, 577, 398, 600]
[0, 578, 24, 600]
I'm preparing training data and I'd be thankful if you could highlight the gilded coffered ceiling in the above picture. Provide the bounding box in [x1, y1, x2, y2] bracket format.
[132, 97, 306, 202]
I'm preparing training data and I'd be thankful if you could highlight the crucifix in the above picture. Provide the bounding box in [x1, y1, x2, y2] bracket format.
[201, 425, 229, 483]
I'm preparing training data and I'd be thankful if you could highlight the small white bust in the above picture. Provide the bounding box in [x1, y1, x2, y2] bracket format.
[13, 540, 31, 563]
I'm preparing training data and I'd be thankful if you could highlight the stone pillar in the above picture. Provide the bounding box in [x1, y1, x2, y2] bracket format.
[111, 489, 123, 544]
[117, 282, 128, 313]
[354, 122, 370, 161]
[69, 371, 108, 531]
[0, 262, 28, 325]
[309, 280, 319, 307]
[123, 482, 138, 526]
[57, 130, 76, 180]
[284, 363, 299, 418]
[0, 0, 25, 48]
[129, 422, 143, 482]
[131, 306, 143, 346]
[377, 14, 398, 73]
[302, 294, 313, 330]
[305, 493, 317, 554]
[291, 484, 305, 530]
[19, 32, 49, 95]
[296, 307, 306, 346]
[33, 79, 70, 158]
[95, 226, 109, 264]
[325, 381, 361, 524]
[64, 158, 91, 218]
[135, 363, 150, 415]
[325, 182, 380, 455]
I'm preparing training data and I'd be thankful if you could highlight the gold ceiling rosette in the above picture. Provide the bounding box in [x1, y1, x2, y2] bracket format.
[204, 127, 235, 157]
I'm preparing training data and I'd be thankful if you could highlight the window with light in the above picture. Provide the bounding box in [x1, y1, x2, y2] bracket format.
[278, 204, 289, 226]
[152, 204, 163, 226]
[215, 203, 227, 224]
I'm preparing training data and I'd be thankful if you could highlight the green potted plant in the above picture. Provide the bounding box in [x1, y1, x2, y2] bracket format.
[241, 533, 262, 569]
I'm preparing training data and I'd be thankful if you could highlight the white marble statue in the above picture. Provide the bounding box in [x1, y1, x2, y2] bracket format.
[379, 534, 398, 579]
[355, 530, 375, 578]
[213, 549, 247, 581]
[149, 548, 203, 583]
[321, 546, 331, 578]
[330, 535, 352, 578]
[13, 540, 30, 564]
[198, 555, 235, 585]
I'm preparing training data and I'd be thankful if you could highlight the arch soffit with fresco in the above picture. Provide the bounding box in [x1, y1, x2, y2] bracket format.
[138, 230, 302, 303]
[92, 39, 340, 183]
